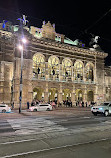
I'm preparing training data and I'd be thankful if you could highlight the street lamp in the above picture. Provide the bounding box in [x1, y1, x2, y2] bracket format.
[18, 38, 27, 113]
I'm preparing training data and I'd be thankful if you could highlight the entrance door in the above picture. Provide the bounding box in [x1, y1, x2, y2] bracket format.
[87, 91, 94, 102]
[76, 89, 83, 101]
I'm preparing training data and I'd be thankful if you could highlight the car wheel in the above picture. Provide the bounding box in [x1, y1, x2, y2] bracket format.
[2, 109, 6, 113]
[104, 110, 109, 117]
[33, 109, 37, 112]
[92, 112, 97, 116]
[47, 108, 50, 111]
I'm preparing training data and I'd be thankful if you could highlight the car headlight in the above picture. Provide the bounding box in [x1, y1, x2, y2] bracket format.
[99, 107, 103, 110]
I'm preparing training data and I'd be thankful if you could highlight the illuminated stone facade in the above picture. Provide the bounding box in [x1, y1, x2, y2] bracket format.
[0, 21, 110, 107]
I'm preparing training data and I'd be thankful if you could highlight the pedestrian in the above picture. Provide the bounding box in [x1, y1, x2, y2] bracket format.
[70, 101, 72, 107]
[27, 101, 30, 109]
[11, 102, 14, 109]
[82, 101, 84, 107]
[66, 100, 68, 107]
[86, 102, 87, 107]
[52, 101, 56, 109]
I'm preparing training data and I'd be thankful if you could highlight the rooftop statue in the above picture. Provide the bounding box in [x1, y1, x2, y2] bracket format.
[89, 34, 101, 51]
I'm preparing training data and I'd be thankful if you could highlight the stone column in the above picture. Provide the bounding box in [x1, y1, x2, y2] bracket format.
[83, 85, 87, 106]
[102, 69, 106, 101]
[44, 82, 49, 103]
[83, 65, 85, 82]
[71, 85, 76, 106]
[1, 61, 4, 80]
[45, 62, 49, 80]
[94, 55, 97, 83]
[58, 83, 63, 106]
[0, 62, 4, 102]
[103, 86, 106, 102]
[72, 66, 74, 82]
[59, 64, 63, 81]
[94, 85, 98, 103]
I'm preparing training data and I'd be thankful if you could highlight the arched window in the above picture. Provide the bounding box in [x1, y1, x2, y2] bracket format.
[48, 56, 59, 79]
[85, 63, 94, 81]
[33, 53, 45, 77]
[62, 58, 72, 77]
[74, 61, 83, 80]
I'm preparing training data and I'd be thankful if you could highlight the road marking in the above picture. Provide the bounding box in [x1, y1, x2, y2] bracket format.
[83, 117, 91, 118]
[0, 138, 111, 158]
[7, 118, 67, 135]
[0, 138, 39, 145]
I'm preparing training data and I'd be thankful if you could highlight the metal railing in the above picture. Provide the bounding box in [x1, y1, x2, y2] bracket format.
[32, 75, 95, 84]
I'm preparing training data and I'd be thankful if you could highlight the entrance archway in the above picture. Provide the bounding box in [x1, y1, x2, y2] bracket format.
[62, 89, 71, 100]
[87, 91, 94, 101]
[76, 89, 83, 101]
[33, 87, 44, 101]
[48, 88, 58, 102]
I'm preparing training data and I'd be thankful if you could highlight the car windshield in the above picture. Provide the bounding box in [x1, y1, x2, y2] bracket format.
[99, 103, 109, 106]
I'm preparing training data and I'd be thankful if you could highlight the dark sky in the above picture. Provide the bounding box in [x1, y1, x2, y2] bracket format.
[0, 0, 111, 65]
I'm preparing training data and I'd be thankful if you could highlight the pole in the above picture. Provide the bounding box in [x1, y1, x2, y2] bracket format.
[19, 46, 23, 113]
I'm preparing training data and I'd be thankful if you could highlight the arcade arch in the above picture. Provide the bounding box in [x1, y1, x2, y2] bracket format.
[33, 87, 44, 101]
[62, 89, 71, 100]
[48, 56, 59, 79]
[85, 63, 94, 81]
[62, 58, 72, 78]
[48, 88, 58, 102]
[87, 90, 94, 102]
[76, 89, 83, 101]
[33, 53, 45, 78]
[74, 61, 83, 80]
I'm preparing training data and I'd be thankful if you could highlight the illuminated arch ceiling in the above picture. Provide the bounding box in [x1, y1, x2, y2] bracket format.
[33, 53, 45, 75]
[62, 58, 72, 76]
[48, 56, 59, 67]
[48, 56, 59, 76]
[85, 63, 94, 81]
[74, 61, 83, 80]
[87, 90, 94, 101]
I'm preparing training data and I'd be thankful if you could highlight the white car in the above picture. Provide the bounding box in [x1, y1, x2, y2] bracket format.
[91, 102, 111, 116]
[29, 104, 52, 112]
[0, 104, 11, 113]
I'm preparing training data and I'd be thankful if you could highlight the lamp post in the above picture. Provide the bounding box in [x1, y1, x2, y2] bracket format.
[18, 38, 27, 113]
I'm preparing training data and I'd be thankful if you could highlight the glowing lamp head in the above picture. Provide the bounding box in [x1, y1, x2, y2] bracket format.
[18, 45, 23, 50]
[22, 38, 27, 44]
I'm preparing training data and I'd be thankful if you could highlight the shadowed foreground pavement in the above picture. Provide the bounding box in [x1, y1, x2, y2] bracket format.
[0, 107, 111, 158]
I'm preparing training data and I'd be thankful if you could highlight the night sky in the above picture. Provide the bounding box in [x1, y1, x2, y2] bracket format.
[0, 0, 111, 65]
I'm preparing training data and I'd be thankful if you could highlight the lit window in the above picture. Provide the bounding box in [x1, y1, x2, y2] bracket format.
[62, 59, 72, 77]
[74, 61, 83, 80]
[48, 56, 59, 78]
[33, 53, 45, 77]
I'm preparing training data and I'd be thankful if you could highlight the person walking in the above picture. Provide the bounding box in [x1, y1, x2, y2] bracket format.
[86, 102, 87, 107]
[11, 102, 14, 109]
[27, 101, 30, 109]
[82, 101, 84, 107]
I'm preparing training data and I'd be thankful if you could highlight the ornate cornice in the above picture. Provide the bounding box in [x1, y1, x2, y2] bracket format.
[0, 30, 12, 37]
[31, 37, 108, 58]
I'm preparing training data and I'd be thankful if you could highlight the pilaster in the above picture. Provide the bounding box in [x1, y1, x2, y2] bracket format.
[71, 85, 76, 106]
[44, 82, 49, 102]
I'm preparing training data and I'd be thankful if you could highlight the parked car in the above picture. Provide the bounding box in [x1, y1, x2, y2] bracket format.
[91, 102, 111, 116]
[0, 104, 11, 113]
[28, 104, 52, 112]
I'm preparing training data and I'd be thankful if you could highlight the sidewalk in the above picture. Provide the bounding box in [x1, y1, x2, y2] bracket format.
[0, 107, 91, 119]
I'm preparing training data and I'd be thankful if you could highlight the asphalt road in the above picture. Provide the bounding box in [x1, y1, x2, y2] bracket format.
[0, 108, 111, 158]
